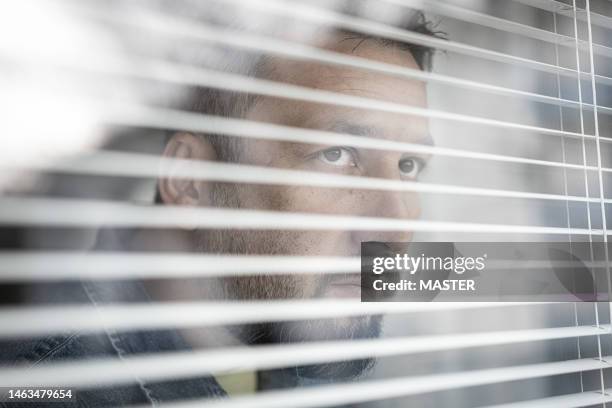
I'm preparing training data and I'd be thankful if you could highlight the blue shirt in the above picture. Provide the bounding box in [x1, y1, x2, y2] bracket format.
[0, 230, 227, 407]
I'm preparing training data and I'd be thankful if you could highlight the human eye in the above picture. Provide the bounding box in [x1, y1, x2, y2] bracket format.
[316, 146, 357, 168]
[398, 157, 425, 179]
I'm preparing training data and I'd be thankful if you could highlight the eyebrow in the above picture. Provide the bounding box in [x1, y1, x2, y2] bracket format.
[326, 120, 434, 147]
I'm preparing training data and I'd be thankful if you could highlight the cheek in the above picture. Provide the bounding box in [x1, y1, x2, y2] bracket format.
[224, 274, 322, 299]
[234, 186, 359, 256]
[247, 185, 360, 215]
[299, 275, 322, 298]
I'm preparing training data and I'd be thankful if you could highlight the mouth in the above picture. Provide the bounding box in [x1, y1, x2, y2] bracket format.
[323, 275, 362, 298]
[321, 242, 401, 299]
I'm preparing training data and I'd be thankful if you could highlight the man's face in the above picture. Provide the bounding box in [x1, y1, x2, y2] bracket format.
[196, 37, 429, 374]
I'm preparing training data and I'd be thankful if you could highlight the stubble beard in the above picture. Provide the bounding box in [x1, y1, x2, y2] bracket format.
[195, 182, 380, 380]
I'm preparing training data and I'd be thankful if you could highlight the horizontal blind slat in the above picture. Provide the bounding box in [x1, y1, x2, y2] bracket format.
[483, 390, 612, 408]
[68, 4, 612, 114]
[216, 0, 612, 86]
[0, 252, 609, 281]
[76, 61, 598, 139]
[383, 0, 612, 58]
[0, 325, 608, 388]
[0, 197, 605, 234]
[102, 108, 611, 170]
[123, 357, 612, 408]
[0, 253, 359, 281]
[512, 0, 612, 30]
[7, 151, 605, 204]
[0, 302, 552, 338]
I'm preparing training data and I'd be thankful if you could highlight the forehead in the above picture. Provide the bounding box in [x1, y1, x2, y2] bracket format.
[246, 37, 429, 143]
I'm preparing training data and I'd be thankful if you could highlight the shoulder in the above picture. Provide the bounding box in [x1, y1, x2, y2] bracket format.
[0, 332, 82, 366]
[0, 332, 152, 408]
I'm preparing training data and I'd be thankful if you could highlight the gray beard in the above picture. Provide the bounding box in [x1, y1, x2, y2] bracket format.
[193, 183, 381, 381]
[237, 317, 381, 382]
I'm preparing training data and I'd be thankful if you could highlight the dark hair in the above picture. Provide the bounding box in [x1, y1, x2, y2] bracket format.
[154, 10, 443, 203]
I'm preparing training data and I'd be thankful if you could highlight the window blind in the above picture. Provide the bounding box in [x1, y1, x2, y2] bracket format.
[0, 0, 611, 407]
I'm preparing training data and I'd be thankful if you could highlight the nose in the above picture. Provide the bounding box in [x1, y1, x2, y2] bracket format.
[350, 189, 421, 245]
[378, 189, 421, 221]
[366, 159, 422, 220]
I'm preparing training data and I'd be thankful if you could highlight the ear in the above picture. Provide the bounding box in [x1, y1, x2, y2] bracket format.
[158, 132, 217, 206]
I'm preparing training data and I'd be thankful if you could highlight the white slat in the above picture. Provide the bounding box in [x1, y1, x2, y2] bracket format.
[0, 302, 550, 338]
[0, 325, 607, 388]
[126, 357, 612, 408]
